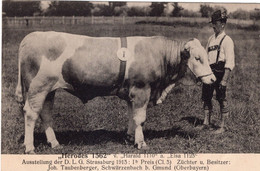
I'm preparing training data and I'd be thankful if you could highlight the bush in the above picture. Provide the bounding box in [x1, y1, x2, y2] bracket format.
[127, 6, 151, 16]
[3, 1, 40, 16]
[47, 1, 93, 16]
[149, 2, 166, 16]
[249, 9, 260, 20]
[114, 6, 128, 16]
[91, 4, 113, 16]
[180, 9, 201, 18]
[200, 4, 214, 18]
[230, 9, 250, 20]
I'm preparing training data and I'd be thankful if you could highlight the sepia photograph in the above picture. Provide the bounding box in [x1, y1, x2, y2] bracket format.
[1, 0, 260, 170]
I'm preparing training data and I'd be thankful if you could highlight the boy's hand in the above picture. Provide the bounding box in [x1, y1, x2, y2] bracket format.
[220, 80, 227, 87]
[219, 82, 227, 92]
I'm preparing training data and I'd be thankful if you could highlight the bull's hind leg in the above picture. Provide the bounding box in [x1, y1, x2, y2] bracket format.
[23, 76, 58, 153]
[40, 91, 60, 149]
[23, 100, 39, 154]
[129, 85, 151, 150]
[15, 59, 24, 104]
[24, 91, 54, 153]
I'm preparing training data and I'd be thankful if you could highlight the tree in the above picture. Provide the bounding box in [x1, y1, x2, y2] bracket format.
[150, 2, 166, 16]
[47, 1, 93, 16]
[91, 5, 102, 16]
[172, 2, 183, 17]
[91, 2, 127, 16]
[99, 4, 113, 16]
[109, 2, 127, 9]
[200, 4, 214, 18]
[180, 9, 201, 18]
[127, 6, 151, 16]
[250, 9, 260, 20]
[114, 6, 129, 16]
[214, 6, 227, 13]
[110, 2, 128, 16]
[229, 9, 250, 20]
[3, 0, 41, 16]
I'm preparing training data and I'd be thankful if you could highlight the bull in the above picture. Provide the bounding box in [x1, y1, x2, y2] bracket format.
[15, 31, 216, 153]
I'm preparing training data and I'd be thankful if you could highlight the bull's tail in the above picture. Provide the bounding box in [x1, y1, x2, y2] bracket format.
[15, 51, 25, 107]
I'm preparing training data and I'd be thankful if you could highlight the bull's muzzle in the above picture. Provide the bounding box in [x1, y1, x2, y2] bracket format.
[198, 72, 216, 84]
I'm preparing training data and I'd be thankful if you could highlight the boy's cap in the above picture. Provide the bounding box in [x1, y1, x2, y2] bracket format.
[210, 9, 228, 23]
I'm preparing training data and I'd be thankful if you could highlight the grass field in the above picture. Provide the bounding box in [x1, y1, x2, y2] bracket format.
[2, 22, 260, 154]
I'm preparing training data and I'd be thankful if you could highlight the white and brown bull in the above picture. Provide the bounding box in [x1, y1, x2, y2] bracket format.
[15, 31, 216, 153]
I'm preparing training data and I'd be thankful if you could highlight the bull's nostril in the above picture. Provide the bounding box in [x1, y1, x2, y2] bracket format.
[211, 78, 215, 83]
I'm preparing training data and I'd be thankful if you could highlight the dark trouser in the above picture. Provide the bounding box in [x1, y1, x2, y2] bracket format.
[202, 62, 229, 113]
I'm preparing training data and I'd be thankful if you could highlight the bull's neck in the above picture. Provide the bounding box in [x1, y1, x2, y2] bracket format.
[163, 39, 186, 83]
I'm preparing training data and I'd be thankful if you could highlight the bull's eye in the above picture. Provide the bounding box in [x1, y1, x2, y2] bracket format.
[195, 56, 200, 61]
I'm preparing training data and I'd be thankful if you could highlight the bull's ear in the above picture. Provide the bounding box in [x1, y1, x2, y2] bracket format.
[193, 38, 201, 46]
[184, 41, 191, 51]
[181, 47, 190, 60]
[185, 38, 201, 50]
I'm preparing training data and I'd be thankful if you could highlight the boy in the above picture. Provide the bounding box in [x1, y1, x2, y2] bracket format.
[201, 9, 235, 134]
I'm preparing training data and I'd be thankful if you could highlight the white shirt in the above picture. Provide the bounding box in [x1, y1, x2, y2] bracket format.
[206, 31, 235, 70]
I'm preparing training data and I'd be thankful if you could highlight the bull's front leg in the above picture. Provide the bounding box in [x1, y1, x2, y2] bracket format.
[128, 85, 151, 150]
[125, 101, 134, 144]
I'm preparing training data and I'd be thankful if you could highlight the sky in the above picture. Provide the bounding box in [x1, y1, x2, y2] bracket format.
[93, 1, 260, 13]
[178, 3, 260, 12]
[40, 1, 260, 13]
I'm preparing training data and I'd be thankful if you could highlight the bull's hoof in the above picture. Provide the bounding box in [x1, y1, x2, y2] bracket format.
[23, 144, 35, 154]
[135, 142, 149, 150]
[47, 139, 61, 149]
[16, 96, 24, 104]
[53, 144, 63, 150]
[213, 128, 226, 134]
[139, 145, 150, 150]
[124, 134, 134, 145]
[156, 99, 163, 105]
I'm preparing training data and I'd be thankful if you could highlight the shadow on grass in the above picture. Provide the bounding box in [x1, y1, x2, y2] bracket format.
[180, 116, 220, 130]
[145, 126, 197, 140]
[19, 126, 197, 147]
[180, 116, 204, 127]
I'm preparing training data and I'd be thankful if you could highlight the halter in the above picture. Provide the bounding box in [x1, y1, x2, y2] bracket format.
[186, 62, 214, 82]
[197, 72, 214, 81]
